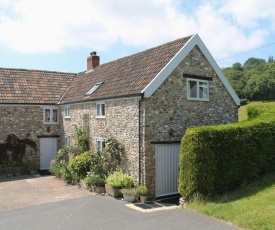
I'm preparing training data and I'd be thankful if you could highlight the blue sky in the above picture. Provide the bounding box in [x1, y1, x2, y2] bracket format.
[0, 0, 274, 73]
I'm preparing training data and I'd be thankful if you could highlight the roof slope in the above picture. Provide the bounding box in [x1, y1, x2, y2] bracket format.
[0, 68, 76, 104]
[60, 35, 192, 104]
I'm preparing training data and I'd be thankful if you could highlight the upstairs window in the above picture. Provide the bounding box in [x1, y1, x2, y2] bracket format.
[43, 107, 59, 124]
[65, 106, 70, 118]
[96, 138, 106, 151]
[86, 82, 102, 96]
[187, 79, 209, 101]
[96, 102, 105, 118]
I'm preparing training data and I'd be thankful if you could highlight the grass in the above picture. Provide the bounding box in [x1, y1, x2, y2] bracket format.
[186, 172, 275, 230]
[187, 101, 275, 229]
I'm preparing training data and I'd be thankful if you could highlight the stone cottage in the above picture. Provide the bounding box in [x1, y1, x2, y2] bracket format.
[0, 34, 239, 197]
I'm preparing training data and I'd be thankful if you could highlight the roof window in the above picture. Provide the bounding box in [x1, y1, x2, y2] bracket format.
[86, 82, 102, 96]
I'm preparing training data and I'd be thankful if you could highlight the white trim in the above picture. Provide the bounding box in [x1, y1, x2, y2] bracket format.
[43, 106, 59, 124]
[96, 138, 106, 151]
[96, 101, 106, 118]
[142, 34, 240, 105]
[187, 78, 209, 101]
[65, 133, 71, 146]
[64, 106, 70, 118]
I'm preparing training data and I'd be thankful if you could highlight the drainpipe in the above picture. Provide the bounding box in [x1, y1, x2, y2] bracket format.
[138, 93, 144, 185]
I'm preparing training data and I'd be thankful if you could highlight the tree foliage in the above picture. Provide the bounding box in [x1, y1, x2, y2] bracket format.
[223, 57, 275, 101]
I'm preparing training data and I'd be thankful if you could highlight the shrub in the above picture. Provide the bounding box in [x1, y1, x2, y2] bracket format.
[49, 147, 71, 177]
[68, 151, 92, 182]
[83, 173, 105, 187]
[178, 103, 275, 198]
[137, 185, 148, 195]
[60, 161, 73, 184]
[106, 172, 135, 189]
[72, 125, 90, 156]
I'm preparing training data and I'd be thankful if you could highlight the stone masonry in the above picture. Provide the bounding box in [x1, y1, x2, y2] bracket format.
[60, 97, 140, 180]
[0, 105, 60, 165]
[139, 46, 239, 197]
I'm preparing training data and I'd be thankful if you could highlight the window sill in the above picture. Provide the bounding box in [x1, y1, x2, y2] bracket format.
[187, 97, 209, 102]
[96, 116, 106, 119]
[64, 116, 70, 119]
[43, 122, 59, 125]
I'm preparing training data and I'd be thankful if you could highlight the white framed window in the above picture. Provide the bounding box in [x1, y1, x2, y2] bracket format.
[96, 102, 105, 118]
[65, 134, 71, 146]
[43, 106, 59, 124]
[187, 79, 209, 101]
[96, 138, 106, 151]
[65, 106, 70, 118]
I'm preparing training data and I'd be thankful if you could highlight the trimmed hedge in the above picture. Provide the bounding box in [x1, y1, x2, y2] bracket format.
[178, 103, 275, 198]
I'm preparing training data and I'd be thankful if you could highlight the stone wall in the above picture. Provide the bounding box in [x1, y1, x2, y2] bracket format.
[0, 105, 60, 165]
[140, 46, 239, 197]
[60, 97, 140, 180]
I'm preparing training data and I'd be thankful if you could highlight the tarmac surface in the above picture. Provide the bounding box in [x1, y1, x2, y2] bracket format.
[0, 174, 240, 230]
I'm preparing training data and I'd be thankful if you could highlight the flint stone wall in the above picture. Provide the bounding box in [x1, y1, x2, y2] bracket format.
[0, 105, 60, 165]
[140, 46, 239, 197]
[60, 97, 140, 181]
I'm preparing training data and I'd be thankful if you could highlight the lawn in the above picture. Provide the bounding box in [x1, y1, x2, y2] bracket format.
[186, 172, 275, 230]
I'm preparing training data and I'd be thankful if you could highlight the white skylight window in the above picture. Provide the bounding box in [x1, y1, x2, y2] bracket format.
[86, 82, 102, 96]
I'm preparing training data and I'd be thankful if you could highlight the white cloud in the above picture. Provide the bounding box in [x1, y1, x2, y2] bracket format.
[0, 0, 274, 62]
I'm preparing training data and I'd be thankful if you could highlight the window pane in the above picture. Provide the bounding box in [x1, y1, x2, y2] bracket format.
[189, 81, 197, 98]
[65, 107, 70, 117]
[96, 104, 101, 116]
[199, 87, 208, 98]
[97, 141, 101, 150]
[102, 140, 106, 150]
[45, 109, 50, 122]
[52, 109, 58, 122]
[101, 104, 105, 116]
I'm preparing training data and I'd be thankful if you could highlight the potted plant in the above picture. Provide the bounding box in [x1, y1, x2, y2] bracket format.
[120, 188, 137, 203]
[105, 172, 135, 198]
[24, 162, 39, 175]
[137, 185, 148, 203]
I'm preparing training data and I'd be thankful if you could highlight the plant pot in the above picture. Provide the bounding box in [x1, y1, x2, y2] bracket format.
[30, 170, 38, 175]
[105, 184, 122, 198]
[140, 195, 147, 203]
[123, 194, 136, 203]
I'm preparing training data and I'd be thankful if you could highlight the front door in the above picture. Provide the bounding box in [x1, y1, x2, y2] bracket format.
[40, 138, 57, 170]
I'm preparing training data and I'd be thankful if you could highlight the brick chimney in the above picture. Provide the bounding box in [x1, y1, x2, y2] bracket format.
[87, 51, 100, 70]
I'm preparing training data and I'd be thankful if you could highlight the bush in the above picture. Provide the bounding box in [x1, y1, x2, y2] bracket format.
[49, 147, 71, 177]
[83, 173, 105, 187]
[60, 161, 73, 184]
[106, 172, 135, 189]
[178, 103, 275, 198]
[68, 151, 92, 182]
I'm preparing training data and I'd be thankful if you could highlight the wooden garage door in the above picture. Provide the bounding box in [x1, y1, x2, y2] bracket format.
[155, 144, 180, 197]
[40, 138, 57, 170]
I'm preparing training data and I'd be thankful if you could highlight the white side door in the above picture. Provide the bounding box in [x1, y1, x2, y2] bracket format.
[155, 144, 180, 197]
[40, 138, 57, 170]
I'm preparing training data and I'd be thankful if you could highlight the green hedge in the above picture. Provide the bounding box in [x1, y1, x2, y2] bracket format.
[178, 103, 275, 198]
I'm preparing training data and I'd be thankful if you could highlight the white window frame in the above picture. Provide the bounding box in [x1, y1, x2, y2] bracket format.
[65, 134, 71, 146]
[96, 138, 106, 151]
[64, 106, 70, 118]
[187, 78, 209, 101]
[96, 102, 105, 118]
[43, 106, 59, 124]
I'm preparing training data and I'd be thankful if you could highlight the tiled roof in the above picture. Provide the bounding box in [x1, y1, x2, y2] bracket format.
[60, 35, 192, 104]
[0, 68, 76, 104]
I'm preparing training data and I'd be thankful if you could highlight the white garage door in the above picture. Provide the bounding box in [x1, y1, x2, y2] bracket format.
[155, 144, 180, 197]
[40, 138, 57, 170]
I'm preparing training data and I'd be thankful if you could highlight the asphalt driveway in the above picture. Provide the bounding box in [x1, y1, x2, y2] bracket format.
[0, 175, 240, 230]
